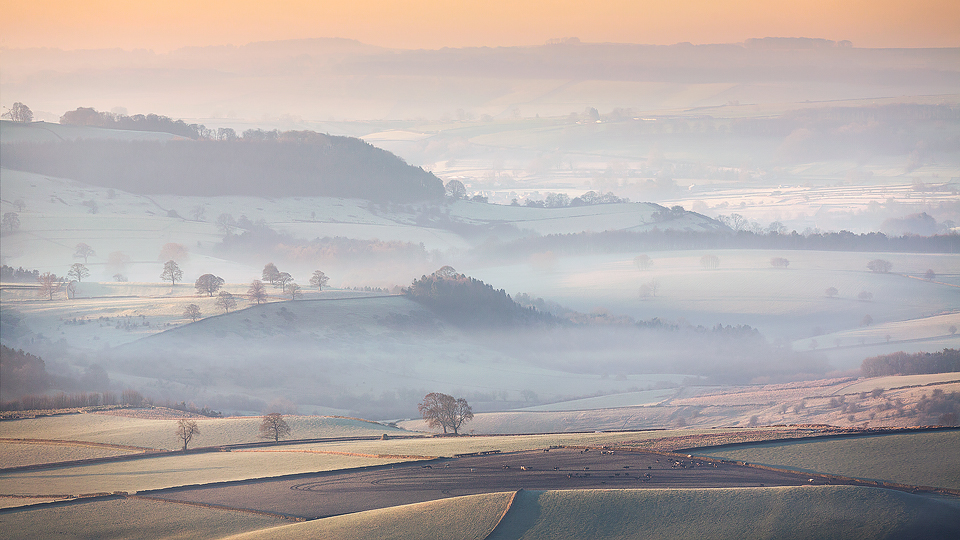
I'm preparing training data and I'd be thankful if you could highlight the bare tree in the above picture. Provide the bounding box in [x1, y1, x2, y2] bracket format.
[195, 274, 224, 296]
[160, 260, 183, 285]
[924, 269, 936, 281]
[275, 272, 292, 292]
[259, 412, 292, 442]
[287, 283, 302, 300]
[67, 263, 89, 283]
[1, 212, 20, 233]
[2, 102, 33, 123]
[176, 419, 200, 451]
[37, 272, 63, 300]
[248, 280, 268, 304]
[309, 270, 329, 291]
[74, 243, 96, 264]
[700, 254, 720, 269]
[825, 287, 839, 298]
[191, 205, 206, 221]
[216, 213, 235, 235]
[215, 291, 237, 312]
[867, 259, 892, 274]
[418, 392, 473, 435]
[445, 180, 466, 200]
[262, 263, 280, 285]
[770, 257, 790, 268]
[633, 254, 652, 271]
[183, 304, 201, 322]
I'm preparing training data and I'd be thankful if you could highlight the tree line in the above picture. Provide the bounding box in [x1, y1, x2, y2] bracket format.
[2, 135, 444, 203]
[861, 349, 960, 377]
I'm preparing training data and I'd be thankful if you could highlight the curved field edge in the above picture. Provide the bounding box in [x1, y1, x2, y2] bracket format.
[487, 487, 960, 540]
[220, 491, 516, 540]
[692, 430, 960, 490]
[0, 497, 284, 540]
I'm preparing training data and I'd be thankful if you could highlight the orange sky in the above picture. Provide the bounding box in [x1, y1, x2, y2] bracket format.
[2, 0, 958, 51]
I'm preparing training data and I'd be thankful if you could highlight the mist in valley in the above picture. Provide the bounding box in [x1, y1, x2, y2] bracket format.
[1, 32, 958, 427]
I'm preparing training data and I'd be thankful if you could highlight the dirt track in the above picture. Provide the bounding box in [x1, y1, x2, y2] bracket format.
[147, 448, 823, 519]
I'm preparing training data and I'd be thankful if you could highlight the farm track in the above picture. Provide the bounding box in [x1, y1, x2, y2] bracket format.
[138, 448, 876, 519]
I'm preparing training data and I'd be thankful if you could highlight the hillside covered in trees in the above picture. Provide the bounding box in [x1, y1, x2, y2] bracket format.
[861, 349, 960, 377]
[0, 126, 445, 203]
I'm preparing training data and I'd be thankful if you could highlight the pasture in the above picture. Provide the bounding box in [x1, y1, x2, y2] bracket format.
[0, 496, 284, 540]
[694, 429, 960, 489]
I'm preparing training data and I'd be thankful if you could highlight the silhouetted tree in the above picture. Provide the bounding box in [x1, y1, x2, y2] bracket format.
[418, 392, 473, 435]
[195, 274, 224, 296]
[262, 263, 280, 285]
[867, 259, 892, 273]
[634, 254, 652, 271]
[287, 283, 302, 300]
[1, 213, 19, 233]
[176, 419, 200, 451]
[275, 272, 292, 292]
[183, 304, 201, 322]
[215, 291, 236, 312]
[309, 270, 329, 291]
[67, 263, 89, 283]
[445, 179, 466, 200]
[2, 102, 33, 123]
[37, 272, 62, 300]
[924, 269, 936, 281]
[217, 213, 235, 235]
[248, 280, 267, 304]
[160, 260, 183, 285]
[74, 243, 95, 264]
[259, 412, 291, 442]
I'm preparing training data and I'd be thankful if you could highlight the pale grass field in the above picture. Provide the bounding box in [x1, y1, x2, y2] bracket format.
[833, 372, 960, 395]
[0, 497, 283, 540]
[0, 440, 142, 469]
[0, 413, 404, 452]
[0, 451, 412, 496]
[222, 491, 515, 540]
[517, 388, 676, 412]
[695, 430, 960, 490]
[0, 496, 67, 509]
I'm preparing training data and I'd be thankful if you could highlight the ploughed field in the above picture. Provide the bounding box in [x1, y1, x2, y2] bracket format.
[148, 448, 830, 519]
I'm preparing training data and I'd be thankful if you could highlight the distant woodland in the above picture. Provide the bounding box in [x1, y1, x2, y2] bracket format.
[1, 130, 445, 203]
[861, 349, 960, 377]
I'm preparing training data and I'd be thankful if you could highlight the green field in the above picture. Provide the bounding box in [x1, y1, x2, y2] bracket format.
[695, 430, 960, 489]
[0, 497, 283, 540]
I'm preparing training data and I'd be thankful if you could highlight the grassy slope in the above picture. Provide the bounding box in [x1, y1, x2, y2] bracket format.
[0, 497, 283, 540]
[695, 430, 960, 490]
[0, 441, 141, 468]
[221, 491, 515, 540]
[485, 487, 960, 540]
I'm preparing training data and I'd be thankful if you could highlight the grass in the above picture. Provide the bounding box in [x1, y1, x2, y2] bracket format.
[0, 497, 283, 540]
[517, 389, 675, 412]
[485, 487, 960, 540]
[695, 430, 960, 489]
[834, 373, 960, 395]
[0, 450, 414, 496]
[0, 441, 142, 468]
[0, 414, 405, 452]
[220, 491, 515, 540]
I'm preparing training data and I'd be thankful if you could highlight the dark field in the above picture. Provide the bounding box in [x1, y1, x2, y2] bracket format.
[147, 448, 824, 519]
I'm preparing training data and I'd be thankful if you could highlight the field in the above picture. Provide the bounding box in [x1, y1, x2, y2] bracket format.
[0, 497, 284, 540]
[694, 430, 960, 490]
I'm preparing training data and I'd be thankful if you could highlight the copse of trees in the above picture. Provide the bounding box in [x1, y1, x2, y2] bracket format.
[861, 349, 960, 377]
[404, 266, 556, 327]
[1, 265, 40, 282]
[3, 131, 444, 203]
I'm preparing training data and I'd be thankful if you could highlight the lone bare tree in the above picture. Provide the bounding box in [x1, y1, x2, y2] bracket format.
[160, 260, 183, 285]
[183, 304, 201, 322]
[287, 283, 302, 300]
[259, 412, 292, 443]
[67, 263, 89, 283]
[248, 280, 268, 304]
[74, 243, 96, 264]
[418, 392, 473, 435]
[195, 274, 224, 296]
[37, 272, 63, 300]
[633, 254, 652, 271]
[2, 102, 33, 123]
[275, 272, 293, 292]
[176, 419, 200, 451]
[867, 259, 892, 274]
[825, 287, 839, 298]
[309, 270, 329, 291]
[215, 291, 237, 312]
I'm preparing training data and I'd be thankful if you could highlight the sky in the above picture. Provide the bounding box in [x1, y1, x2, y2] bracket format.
[1, 0, 958, 52]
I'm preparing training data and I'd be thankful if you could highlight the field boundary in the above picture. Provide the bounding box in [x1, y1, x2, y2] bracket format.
[482, 489, 522, 540]
[128, 494, 306, 521]
[675, 425, 960, 454]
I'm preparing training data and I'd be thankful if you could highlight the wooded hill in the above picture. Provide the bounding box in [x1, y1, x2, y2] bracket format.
[0, 130, 445, 203]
